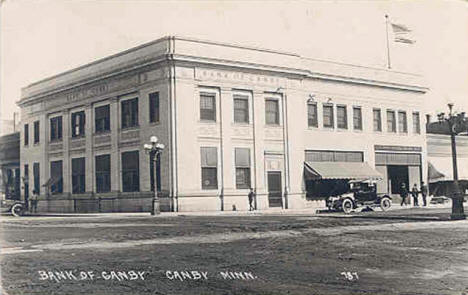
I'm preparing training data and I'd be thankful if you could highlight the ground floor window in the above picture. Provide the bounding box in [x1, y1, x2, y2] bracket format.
[122, 151, 139, 192]
[305, 179, 349, 200]
[96, 155, 111, 193]
[33, 163, 40, 194]
[50, 160, 63, 194]
[72, 158, 85, 194]
[201, 147, 218, 189]
[235, 148, 251, 189]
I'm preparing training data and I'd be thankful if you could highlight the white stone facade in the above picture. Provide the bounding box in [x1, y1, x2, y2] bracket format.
[18, 36, 428, 212]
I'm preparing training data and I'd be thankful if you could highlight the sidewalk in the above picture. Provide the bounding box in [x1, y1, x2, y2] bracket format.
[1, 200, 453, 220]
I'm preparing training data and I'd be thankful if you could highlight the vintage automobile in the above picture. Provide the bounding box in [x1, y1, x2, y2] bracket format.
[0, 193, 26, 217]
[326, 180, 392, 214]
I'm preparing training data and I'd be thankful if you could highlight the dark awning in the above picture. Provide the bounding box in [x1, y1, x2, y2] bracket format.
[304, 161, 383, 180]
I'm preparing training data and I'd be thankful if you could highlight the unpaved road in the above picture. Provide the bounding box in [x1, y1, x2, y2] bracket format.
[1, 207, 468, 295]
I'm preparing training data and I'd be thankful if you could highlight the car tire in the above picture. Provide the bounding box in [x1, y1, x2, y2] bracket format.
[11, 203, 24, 217]
[342, 198, 354, 214]
[380, 197, 391, 212]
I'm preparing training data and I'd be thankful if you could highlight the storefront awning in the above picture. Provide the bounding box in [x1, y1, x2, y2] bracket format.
[304, 161, 383, 180]
[428, 158, 468, 183]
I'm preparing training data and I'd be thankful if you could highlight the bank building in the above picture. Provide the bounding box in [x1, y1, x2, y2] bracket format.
[17, 36, 428, 213]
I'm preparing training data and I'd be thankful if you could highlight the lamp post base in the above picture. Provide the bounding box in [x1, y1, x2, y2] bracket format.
[151, 199, 161, 216]
[450, 195, 466, 220]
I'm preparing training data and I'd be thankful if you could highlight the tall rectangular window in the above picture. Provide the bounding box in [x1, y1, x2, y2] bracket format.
[34, 121, 40, 143]
[201, 147, 218, 189]
[337, 105, 347, 129]
[412, 112, 421, 134]
[24, 124, 29, 146]
[233, 95, 249, 123]
[200, 93, 216, 121]
[386, 110, 396, 133]
[50, 116, 63, 141]
[373, 109, 382, 132]
[33, 162, 40, 194]
[398, 111, 407, 133]
[24, 164, 29, 199]
[353, 107, 362, 130]
[265, 99, 279, 125]
[122, 151, 139, 192]
[149, 92, 160, 123]
[323, 104, 334, 128]
[235, 148, 251, 189]
[121, 98, 139, 129]
[307, 102, 318, 127]
[95, 105, 110, 133]
[71, 157, 85, 194]
[95, 154, 111, 193]
[50, 160, 63, 193]
[71, 111, 85, 138]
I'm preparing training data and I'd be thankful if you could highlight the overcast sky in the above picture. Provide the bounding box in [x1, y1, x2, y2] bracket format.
[1, 0, 467, 120]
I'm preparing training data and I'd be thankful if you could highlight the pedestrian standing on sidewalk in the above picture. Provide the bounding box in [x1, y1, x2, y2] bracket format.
[421, 182, 428, 207]
[248, 188, 256, 211]
[29, 189, 39, 214]
[411, 184, 419, 206]
[400, 183, 408, 206]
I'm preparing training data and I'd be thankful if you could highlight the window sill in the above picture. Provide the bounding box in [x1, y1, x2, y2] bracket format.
[199, 120, 217, 124]
[71, 135, 85, 140]
[120, 126, 140, 132]
[265, 124, 282, 128]
[94, 130, 111, 136]
[232, 122, 251, 126]
[33, 142, 40, 146]
[148, 121, 161, 126]
[49, 139, 63, 144]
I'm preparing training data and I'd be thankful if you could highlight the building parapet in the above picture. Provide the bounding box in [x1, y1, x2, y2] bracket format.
[19, 36, 427, 107]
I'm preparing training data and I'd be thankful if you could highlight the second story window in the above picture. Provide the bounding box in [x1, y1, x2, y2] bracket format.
[307, 102, 318, 127]
[24, 124, 29, 146]
[353, 107, 363, 130]
[265, 99, 280, 125]
[386, 110, 396, 133]
[233, 95, 249, 123]
[34, 121, 40, 143]
[50, 116, 63, 141]
[373, 109, 382, 132]
[95, 105, 110, 133]
[201, 147, 218, 189]
[413, 112, 421, 134]
[323, 104, 334, 128]
[398, 111, 407, 133]
[200, 93, 216, 122]
[149, 92, 160, 123]
[337, 105, 347, 129]
[121, 98, 139, 129]
[71, 111, 85, 138]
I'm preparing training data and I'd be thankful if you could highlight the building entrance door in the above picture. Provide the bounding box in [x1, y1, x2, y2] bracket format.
[267, 171, 282, 208]
[387, 165, 409, 195]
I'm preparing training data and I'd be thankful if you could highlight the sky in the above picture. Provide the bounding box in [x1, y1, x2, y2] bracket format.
[1, 0, 467, 121]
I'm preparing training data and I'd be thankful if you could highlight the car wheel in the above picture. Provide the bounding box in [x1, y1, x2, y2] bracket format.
[380, 197, 391, 211]
[11, 203, 24, 217]
[342, 198, 353, 214]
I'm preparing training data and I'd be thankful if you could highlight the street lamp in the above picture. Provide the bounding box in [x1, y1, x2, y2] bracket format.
[144, 136, 165, 215]
[437, 103, 468, 220]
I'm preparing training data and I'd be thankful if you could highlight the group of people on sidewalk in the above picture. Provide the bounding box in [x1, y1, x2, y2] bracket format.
[399, 182, 428, 207]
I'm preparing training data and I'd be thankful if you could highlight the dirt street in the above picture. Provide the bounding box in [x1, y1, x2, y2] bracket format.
[1, 207, 468, 295]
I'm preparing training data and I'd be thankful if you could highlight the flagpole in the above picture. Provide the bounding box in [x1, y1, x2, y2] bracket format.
[385, 14, 391, 69]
